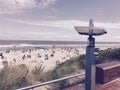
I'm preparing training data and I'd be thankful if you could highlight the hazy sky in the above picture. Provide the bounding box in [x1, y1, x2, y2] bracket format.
[0, 0, 120, 42]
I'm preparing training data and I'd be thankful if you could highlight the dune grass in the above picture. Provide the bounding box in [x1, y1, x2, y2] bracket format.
[98, 48, 120, 63]
[0, 64, 28, 90]
[0, 64, 44, 90]
[0, 55, 86, 90]
[41, 55, 86, 90]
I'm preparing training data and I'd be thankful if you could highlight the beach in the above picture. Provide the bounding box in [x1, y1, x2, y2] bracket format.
[0, 43, 120, 71]
[0, 45, 86, 71]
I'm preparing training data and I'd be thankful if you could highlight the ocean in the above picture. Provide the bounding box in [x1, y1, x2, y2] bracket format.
[0, 40, 88, 50]
[0, 40, 120, 45]
[0, 40, 120, 50]
[0, 40, 87, 45]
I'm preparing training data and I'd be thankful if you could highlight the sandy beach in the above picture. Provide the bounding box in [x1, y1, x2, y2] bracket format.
[0, 46, 86, 71]
[0, 44, 120, 71]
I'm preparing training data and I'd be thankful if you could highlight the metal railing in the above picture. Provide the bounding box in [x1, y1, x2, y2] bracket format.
[17, 72, 85, 90]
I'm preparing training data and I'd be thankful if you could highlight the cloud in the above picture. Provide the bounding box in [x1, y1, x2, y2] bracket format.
[38, 0, 57, 9]
[0, 0, 57, 14]
[9, 18, 120, 30]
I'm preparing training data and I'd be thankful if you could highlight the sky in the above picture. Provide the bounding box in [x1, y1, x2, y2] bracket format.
[0, 0, 120, 42]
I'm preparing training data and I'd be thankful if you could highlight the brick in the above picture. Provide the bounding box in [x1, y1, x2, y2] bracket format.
[96, 61, 120, 84]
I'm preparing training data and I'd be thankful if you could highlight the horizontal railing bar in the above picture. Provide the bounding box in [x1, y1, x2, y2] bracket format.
[17, 72, 85, 90]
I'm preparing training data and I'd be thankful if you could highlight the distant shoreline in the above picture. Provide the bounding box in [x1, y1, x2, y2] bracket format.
[0, 40, 119, 51]
[0, 40, 120, 45]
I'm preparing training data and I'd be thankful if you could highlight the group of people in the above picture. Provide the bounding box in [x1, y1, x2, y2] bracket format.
[0, 47, 85, 70]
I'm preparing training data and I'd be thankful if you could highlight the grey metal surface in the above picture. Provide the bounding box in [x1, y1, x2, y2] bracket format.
[86, 45, 96, 90]
[74, 26, 106, 36]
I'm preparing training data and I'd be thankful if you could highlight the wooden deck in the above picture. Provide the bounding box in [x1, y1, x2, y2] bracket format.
[63, 78, 120, 90]
[63, 84, 85, 90]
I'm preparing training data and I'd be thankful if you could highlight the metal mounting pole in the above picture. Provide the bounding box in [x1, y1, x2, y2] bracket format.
[85, 35, 96, 90]
[74, 19, 107, 90]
